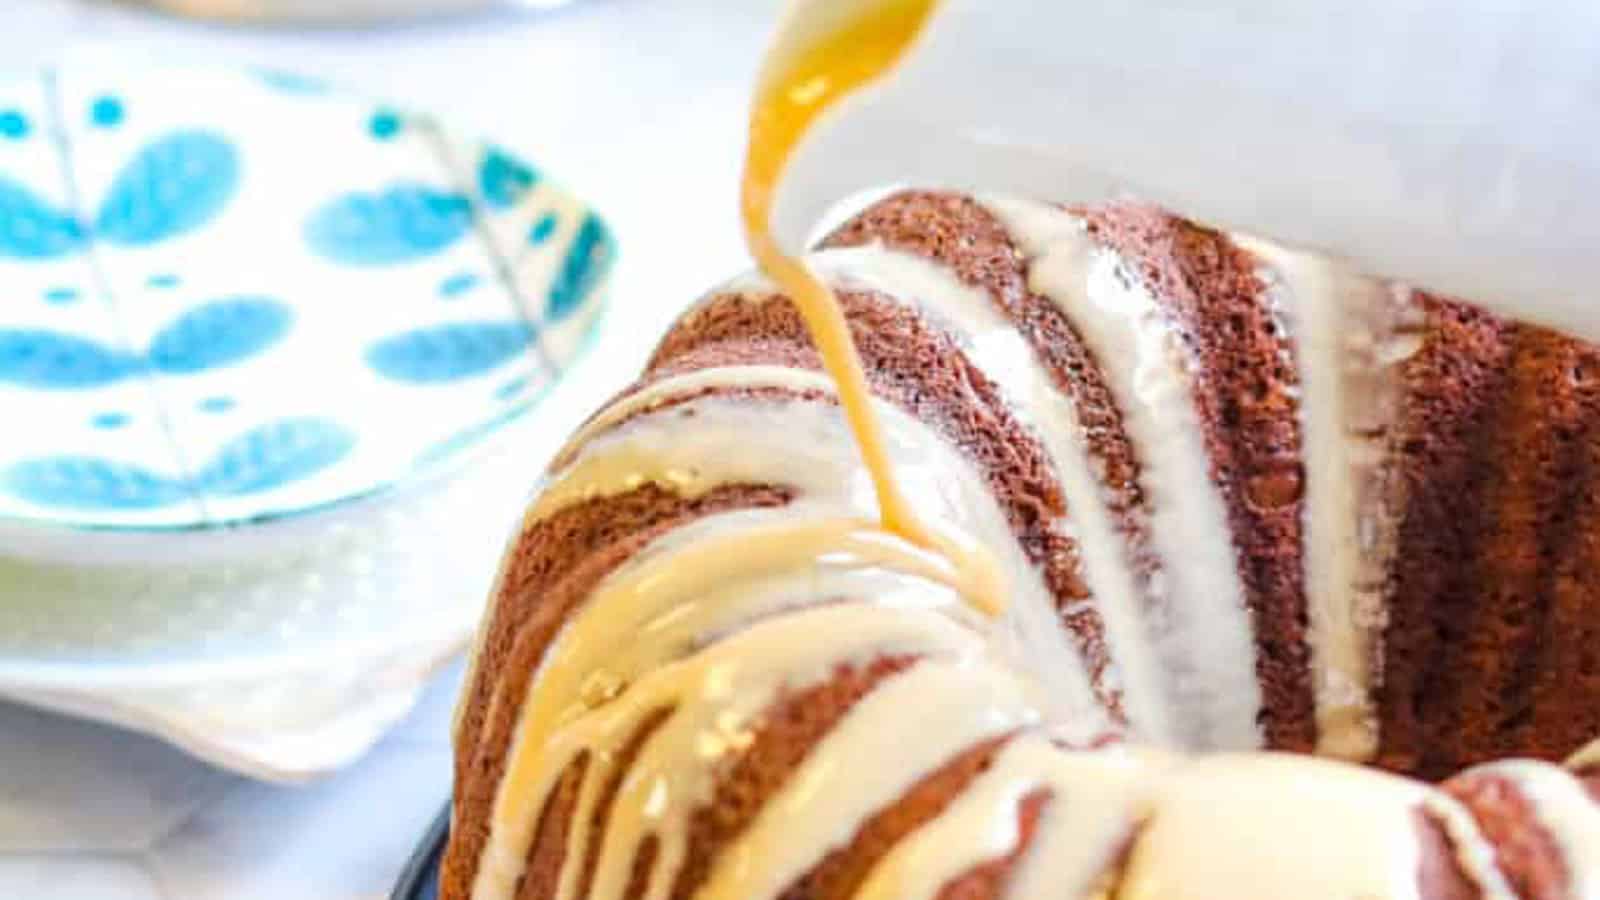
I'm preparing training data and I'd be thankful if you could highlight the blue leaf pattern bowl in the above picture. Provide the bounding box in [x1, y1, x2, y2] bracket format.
[0, 61, 614, 537]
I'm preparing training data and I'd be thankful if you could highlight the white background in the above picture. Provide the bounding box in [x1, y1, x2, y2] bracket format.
[0, 0, 778, 896]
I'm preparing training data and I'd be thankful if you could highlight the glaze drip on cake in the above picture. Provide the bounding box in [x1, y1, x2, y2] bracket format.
[1570, 739, 1600, 774]
[738, 0, 1008, 620]
[1232, 236, 1420, 761]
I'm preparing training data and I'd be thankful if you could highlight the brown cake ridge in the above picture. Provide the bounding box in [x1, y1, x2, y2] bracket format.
[1421, 326, 1600, 774]
[1380, 299, 1600, 779]
[1076, 203, 1313, 753]
[443, 484, 796, 900]
[1375, 296, 1516, 777]
[651, 286, 1126, 725]
[1518, 344, 1600, 768]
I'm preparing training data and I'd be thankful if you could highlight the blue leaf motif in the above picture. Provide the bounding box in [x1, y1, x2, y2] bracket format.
[366, 321, 533, 384]
[197, 418, 355, 497]
[0, 177, 84, 260]
[547, 213, 612, 321]
[96, 131, 240, 246]
[478, 147, 538, 210]
[4, 457, 186, 510]
[0, 330, 138, 389]
[147, 296, 293, 375]
[305, 184, 472, 265]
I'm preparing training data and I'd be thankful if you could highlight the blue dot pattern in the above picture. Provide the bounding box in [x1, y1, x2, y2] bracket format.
[479, 146, 537, 209]
[146, 273, 180, 289]
[547, 213, 613, 321]
[369, 109, 402, 140]
[0, 110, 29, 139]
[90, 96, 124, 128]
[439, 271, 480, 298]
[91, 411, 130, 429]
[43, 287, 79, 305]
[528, 212, 558, 245]
[198, 395, 235, 414]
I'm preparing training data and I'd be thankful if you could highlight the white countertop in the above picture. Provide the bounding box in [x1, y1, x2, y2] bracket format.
[0, 0, 776, 896]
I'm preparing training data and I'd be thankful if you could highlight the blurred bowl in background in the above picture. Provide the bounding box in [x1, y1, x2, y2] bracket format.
[119, 0, 588, 25]
[0, 58, 615, 779]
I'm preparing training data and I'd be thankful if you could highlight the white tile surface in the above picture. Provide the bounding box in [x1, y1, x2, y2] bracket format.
[0, 857, 165, 900]
[0, 663, 462, 898]
[0, 699, 235, 853]
[0, 0, 776, 895]
[148, 745, 450, 900]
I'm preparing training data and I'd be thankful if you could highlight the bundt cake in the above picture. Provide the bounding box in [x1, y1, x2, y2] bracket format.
[442, 191, 1600, 899]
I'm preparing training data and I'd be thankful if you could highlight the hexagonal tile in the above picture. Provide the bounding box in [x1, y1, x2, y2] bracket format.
[0, 700, 235, 853]
[148, 743, 449, 900]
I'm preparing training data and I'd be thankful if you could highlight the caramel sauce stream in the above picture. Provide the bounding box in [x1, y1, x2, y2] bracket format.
[740, 0, 1006, 617]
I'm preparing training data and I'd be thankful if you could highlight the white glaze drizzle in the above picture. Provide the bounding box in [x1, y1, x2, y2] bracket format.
[475, 600, 987, 900]
[1466, 759, 1600, 898]
[457, 369, 835, 749]
[1118, 754, 1425, 900]
[978, 193, 1263, 750]
[1569, 738, 1600, 773]
[702, 247, 1170, 744]
[858, 739, 1163, 900]
[695, 661, 1042, 900]
[538, 374, 1108, 735]
[1237, 237, 1422, 760]
[554, 364, 840, 469]
[472, 376, 1114, 900]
